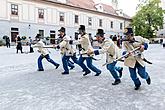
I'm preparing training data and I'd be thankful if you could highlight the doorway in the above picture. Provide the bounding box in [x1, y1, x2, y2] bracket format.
[50, 30, 56, 44]
[11, 28, 19, 42]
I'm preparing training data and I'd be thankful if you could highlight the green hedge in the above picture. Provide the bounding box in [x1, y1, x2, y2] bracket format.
[0, 40, 5, 46]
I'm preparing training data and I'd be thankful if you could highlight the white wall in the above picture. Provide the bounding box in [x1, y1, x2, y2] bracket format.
[0, 0, 131, 41]
[0, 0, 7, 19]
[0, 21, 10, 39]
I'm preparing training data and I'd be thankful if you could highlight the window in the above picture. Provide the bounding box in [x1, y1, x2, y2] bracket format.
[11, 28, 19, 32]
[38, 9, 44, 19]
[75, 15, 79, 24]
[39, 30, 44, 37]
[60, 12, 64, 22]
[111, 21, 113, 28]
[50, 30, 56, 44]
[99, 5, 103, 12]
[11, 4, 18, 15]
[120, 23, 123, 30]
[50, 30, 55, 34]
[88, 17, 92, 26]
[11, 27, 19, 42]
[99, 19, 102, 27]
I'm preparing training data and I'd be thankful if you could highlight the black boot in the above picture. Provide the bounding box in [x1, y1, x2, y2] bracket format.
[70, 66, 75, 70]
[37, 68, 44, 71]
[83, 71, 91, 76]
[112, 79, 121, 85]
[134, 85, 141, 90]
[61, 72, 69, 75]
[94, 72, 101, 76]
[118, 67, 123, 78]
[146, 76, 151, 85]
[55, 64, 60, 69]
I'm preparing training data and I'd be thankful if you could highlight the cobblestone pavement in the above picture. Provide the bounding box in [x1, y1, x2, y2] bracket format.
[0, 44, 165, 110]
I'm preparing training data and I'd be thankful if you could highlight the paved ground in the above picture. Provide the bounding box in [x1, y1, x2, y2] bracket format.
[0, 44, 165, 110]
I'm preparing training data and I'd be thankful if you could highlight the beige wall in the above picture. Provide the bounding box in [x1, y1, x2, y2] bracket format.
[0, 0, 7, 19]
[0, 0, 131, 36]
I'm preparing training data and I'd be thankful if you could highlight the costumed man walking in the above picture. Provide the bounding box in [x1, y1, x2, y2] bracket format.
[78, 25, 101, 76]
[57, 29, 75, 70]
[32, 34, 60, 71]
[57, 27, 80, 75]
[123, 27, 151, 90]
[16, 35, 23, 53]
[87, 29, 123, 85]
[162, 39, 165, 48]
[6, 37, 10, 48]
[28, 37, 34, 53]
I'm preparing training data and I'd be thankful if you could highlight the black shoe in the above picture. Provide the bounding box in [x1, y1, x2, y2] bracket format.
[82, 70, 85, 72]
[83, 71, 91, 76]
[94, 72, 101, 76]
[70, 66, 75, 70]
[61, 72, 69, 75]
[118, 67, 123, 78]
[146, 76, 151, 85]
[112, 79, 121, 85]
[134, 85, 140, 90]
[37, 69, 44, 71]
[55, 64, 60, 69]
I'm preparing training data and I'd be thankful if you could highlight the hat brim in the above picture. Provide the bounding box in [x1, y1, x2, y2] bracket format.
[95, 33, 105, 37]
[79, 27, 85, 31]
[124, 33, 133, 35]
[96, 32, 105, 35]
[58, 30, 65, 32]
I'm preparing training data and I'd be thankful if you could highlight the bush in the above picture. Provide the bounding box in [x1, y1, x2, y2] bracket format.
[22, 36, 27, 40]
[0, 39, 5, 46]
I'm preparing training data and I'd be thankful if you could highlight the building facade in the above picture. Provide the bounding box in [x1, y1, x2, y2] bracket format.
[157, 0, 165, 37]
[0, 0, 131, 44]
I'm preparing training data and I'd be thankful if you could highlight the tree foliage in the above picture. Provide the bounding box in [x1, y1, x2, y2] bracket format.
[132, 0, 165, 38]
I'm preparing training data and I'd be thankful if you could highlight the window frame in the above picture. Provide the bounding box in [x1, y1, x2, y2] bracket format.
[38, 8, 44, 19]
[88, 17, 92, 26]
[111, 21, 113, 29]
[75, 15, 79, 24]
[59, 12, 65, 22]
[11, 4, 18, 15]
[39, 30, 44, 37]
[99, 19, 102, 27]
[120, 23, 123, 30]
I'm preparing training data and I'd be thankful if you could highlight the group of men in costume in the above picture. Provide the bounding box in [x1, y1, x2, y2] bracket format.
[32, 25, 151, 90]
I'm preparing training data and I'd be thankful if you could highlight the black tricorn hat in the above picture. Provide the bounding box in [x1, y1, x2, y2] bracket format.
[36, 34, 41, 39]
[58, 27, 65, 33]
[124, 27, 133, 35]
[96, 29, 105, 37]
[79, 25, 85, 31]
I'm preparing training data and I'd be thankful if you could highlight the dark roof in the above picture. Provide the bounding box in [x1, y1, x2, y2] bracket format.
[101, 3, 117, 15]
[67, 0, 131, 19]
[68, 0, 96, 10]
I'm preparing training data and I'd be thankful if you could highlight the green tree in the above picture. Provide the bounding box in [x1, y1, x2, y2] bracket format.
[132, 0, 165, 38]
